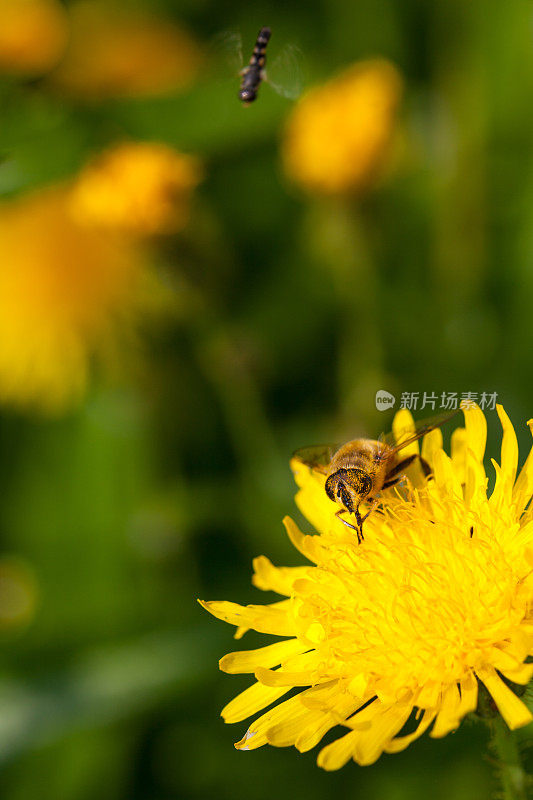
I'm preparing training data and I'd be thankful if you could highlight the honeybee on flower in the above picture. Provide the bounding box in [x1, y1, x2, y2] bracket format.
[293, 409, 460, 541]
[201, 405, 533, 769]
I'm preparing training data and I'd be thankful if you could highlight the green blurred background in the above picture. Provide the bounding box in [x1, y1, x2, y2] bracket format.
[0, 0, 532, 797]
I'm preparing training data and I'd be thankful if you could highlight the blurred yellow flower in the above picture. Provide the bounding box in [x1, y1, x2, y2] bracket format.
[0, 0, 68, 75]
[69, 142, 202, 236]
[202, 406, 533, 768]
[282, 60, 403, 195]
[0, 186, 160, 412]
[50, 1, 202, 99]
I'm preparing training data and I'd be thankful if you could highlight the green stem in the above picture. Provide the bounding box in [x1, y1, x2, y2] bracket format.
[489, 716, 528, 800]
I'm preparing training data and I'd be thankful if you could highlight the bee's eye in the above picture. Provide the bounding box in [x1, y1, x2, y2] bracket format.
[325, 474, 337, 501]
[358, 473, 372, 497]
[341, 468, 372, 498]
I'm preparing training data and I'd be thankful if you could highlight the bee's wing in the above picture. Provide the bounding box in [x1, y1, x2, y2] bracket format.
[292, 444, 340, 474]
[265, 44, 306, 100]
[379, 409, 462, 455]
[208, 29, 243, 78]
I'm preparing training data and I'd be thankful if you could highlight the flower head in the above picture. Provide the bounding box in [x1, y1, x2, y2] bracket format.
[0, 0, 67, 76]
[69, 142, 202, 236]
[0, 185, 164, 412]
[201, 405, 533, 768]
[281, 60, 403, 196]
[50, 2, 202, 99]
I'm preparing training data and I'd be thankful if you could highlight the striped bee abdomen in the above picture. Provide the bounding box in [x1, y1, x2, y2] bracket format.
[239, 27, 271, 104]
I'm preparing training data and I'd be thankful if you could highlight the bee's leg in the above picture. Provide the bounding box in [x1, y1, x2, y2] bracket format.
[335, 508, 358, 530]
[335, 509, 364, 544]
[355, 509, 365, 544]
[359, 497, 380, 526]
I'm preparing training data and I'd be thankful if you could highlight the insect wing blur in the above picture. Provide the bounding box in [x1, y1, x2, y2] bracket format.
[266, 43, 305, 100]
[378, 408, 462, 454]
[292, 443, 341, 473]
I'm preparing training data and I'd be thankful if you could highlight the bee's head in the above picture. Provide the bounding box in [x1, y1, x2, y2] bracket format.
[325, 468, 372, 513]
[239, 88, 256, 104]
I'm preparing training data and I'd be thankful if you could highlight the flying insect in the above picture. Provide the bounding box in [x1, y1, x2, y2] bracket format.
[211, 27, 304, 104]
[293, 410, 462, 543]
[239, 26, 271, 104]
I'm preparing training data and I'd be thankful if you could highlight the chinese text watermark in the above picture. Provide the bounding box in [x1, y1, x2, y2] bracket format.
[375, 390, 498, 412]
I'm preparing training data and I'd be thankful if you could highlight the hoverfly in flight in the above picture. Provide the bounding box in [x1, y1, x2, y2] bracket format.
[211, 26, 304, 105]
[293, 409, 462, 544]
[239, 26, 271, 104]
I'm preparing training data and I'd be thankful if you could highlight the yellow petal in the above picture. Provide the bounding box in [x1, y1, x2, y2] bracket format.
[476, 666, 533, 730]
[490, 406, 519, 509]
[457, 672, 478, 717]
[393, 409, 419, 456]
[296, 716, 341, 752]
[255, 663, 320, 688]
[353, 703, 413, 765]
[450, 427, 467, 485]
[430, 683, 461, 738]
[296, 692, 360, 751]
[497, 405, 519, 486]
[199, 599, 296, 636]
[512, 419, 533, 517]
[500, 662, 533, 686]
[416, 681, 441, 708]
[251, 555, 310, 595]
[222, 681, 291, 723]
[298, 680, 341, 709]
[421, 428, 443, 470]
[235, 727, 267, 750]
[282, 516, 316, 561]
[384, 709, 436, 753]
[463, 403, 487, 463]
[219, 638, 308, 674]
[267, 707, 326, 747]
[245, 693, 309, 743]
[431, 449, 463, 500]
[317, 729, 360, 770]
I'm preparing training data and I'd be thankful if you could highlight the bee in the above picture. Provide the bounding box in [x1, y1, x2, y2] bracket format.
[293, 410, 461, 543]
[239, 26, 271, 104]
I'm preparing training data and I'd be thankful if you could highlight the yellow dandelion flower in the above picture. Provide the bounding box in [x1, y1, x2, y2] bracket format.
[0, 0, 68, 76]
[282, 60, 403, 195]
[0, 185, 160, 412]
[201, 405, 533, 769]
[69, 142, 202, 236]
[50, 1, 202, 99]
